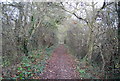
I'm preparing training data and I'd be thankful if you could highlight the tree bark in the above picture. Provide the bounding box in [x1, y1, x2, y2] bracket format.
[118, 1, 120, 53]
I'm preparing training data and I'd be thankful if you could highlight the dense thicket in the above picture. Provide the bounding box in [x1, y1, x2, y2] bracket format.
[2, 2, 64, 68]
[63, 2, 119, 78]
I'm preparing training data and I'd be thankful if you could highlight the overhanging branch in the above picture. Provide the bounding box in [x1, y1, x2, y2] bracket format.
[60, 2, 88, 24]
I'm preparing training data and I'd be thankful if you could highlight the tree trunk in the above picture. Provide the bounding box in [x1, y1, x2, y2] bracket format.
[118, 1, 120, 53]
[87, 29, 94, 62]
[87, 25, 94, 62]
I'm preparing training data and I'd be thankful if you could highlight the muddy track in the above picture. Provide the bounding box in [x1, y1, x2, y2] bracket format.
[40, 44, 80, 79]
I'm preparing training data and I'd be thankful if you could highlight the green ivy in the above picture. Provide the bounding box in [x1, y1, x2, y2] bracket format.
[15, 46, 54, 79]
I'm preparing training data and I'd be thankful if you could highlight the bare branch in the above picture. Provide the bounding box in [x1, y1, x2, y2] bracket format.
[100, 2, 114, 10]
[100, 1, 106, 10]
[73, 13, 88, 24]
[60, 2, 88, 24]
[95, 1, 114, 20]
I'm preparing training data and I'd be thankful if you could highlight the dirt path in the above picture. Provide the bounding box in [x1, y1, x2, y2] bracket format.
[40, 44, 80, 79]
